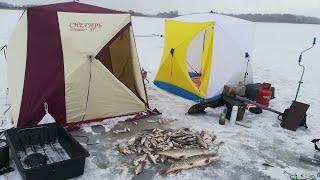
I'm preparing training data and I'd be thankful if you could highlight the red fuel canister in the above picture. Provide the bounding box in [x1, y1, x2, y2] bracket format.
[257, 83, 272, 107]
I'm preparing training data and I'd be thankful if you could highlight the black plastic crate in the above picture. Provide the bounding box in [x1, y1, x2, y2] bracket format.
[4, 123, 90, 180]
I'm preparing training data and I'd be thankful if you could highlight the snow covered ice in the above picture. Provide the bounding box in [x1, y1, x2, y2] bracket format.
[1, 10, 320, 180]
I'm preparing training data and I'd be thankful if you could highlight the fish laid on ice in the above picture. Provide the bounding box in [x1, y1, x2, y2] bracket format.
[133, 154, 147, 175]
[172, 141, 183, 148]
[140, 136, 147, 145]
[164, 155, 219, 174]
[168, 141, 174, 148]
[136, 146, 142, 154]
[157, 148, 217, 159]
[133, 154, 147, 166]
[128, 136, 139, 146]
[147, 120, 158, 123]
[116, 144, 132, 155]
[116, 127, 221, 175]
[147, 152, 158, 164]
[128, 145, 137, 153]
[113, 128, 130, 134]
[134, 162, 144, 175]
[163, 132, 169, 141]
[201, 130, 216, 142]
[196, 133, 208, 148]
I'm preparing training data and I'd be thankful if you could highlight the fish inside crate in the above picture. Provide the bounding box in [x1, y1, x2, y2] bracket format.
[5, 123, 89, 180]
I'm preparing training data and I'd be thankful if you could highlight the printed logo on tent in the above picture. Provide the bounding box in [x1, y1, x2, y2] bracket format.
[69, 22, 102, 32]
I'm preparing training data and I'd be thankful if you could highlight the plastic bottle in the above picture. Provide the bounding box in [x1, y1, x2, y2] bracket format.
[219, 105, 227, 125]
[230, 106, 238, 125]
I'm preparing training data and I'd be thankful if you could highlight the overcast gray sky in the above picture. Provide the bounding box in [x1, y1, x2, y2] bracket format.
[3, 0, 320, 17]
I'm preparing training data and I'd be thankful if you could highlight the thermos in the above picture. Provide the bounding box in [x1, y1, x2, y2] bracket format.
[230, 106, 238, 125]
[236, 106, 246, 121]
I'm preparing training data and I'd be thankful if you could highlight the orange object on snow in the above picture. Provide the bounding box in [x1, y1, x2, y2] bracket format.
[191, 76, 202, 88]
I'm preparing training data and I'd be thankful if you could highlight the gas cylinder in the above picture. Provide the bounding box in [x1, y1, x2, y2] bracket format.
[257, 83, 272, 107]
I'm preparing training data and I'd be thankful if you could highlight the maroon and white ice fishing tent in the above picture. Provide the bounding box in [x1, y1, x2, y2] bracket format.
[6, 2, 149, 127]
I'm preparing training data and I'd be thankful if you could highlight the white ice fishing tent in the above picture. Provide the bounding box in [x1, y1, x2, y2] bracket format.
[154, 13, 255, 100]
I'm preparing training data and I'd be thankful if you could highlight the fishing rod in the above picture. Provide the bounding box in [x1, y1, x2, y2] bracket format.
[294, 37, 316, 101]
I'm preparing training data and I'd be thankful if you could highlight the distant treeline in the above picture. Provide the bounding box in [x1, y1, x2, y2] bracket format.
[228, 13, 320, 25]
[128, 10, 179, 18]
[1, 2, 320, 25]
[0, 2, 25, 9]
[129, 10, 320, 24]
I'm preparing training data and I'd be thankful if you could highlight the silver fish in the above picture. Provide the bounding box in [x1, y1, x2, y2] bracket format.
[128, 136, 138, 146]
[134, 162, 144, 175]
[164, 155, 219, 174]
[140, 136, 147, 145]
[201, 130, 216, 142]
[147, 152, 157, 164]
[133, 154, 147, 167]
[168, 141, 174, 148]
[163, 133, 169, 141]
[147, 120, 158, 123]
[113, 127, 130, 134]
[128, 145, 137, 153]
[157, 148, 217, 159]
[116, 144, 132, 155]
[172, 141, 183, 148]
[143, 137, 150, 148]
[196, 133, 208, 148]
